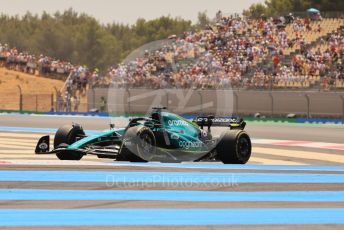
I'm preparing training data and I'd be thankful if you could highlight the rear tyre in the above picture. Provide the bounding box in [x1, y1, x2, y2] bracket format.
[216, 130, 251, 164]
[118, 126, 156, 162]
[54, 125, 85, 160]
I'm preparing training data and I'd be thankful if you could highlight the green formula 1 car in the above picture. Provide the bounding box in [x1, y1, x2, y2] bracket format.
[35, 107, 252, 164]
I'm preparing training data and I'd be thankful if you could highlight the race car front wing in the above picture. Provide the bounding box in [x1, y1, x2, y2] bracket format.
[35, 135, 120, 158]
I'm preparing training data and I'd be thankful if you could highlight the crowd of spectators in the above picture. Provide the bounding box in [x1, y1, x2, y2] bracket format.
[54, 66, 103, 112]
[106, 13, 299, 89]
[0, 44, 104, 111]
[111, 11, 344, 91]
[106, 11, 343, 90]
[247, 26, 343, 90]
[0, 43, 73, 76]
[1, 11, 343, 92]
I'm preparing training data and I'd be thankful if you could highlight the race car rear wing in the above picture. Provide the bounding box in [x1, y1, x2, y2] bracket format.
[193, 116, 246, 130]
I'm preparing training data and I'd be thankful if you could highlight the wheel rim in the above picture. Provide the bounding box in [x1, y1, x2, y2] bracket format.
[139, 133, 154, 156]
[238, 135, 250, 157]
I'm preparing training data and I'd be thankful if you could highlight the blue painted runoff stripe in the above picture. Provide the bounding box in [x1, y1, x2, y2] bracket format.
[1, 170, 344, 184]
[2, 189, 344, 202]
[1, 208, 344, 226]
[0, 126, 56, 133]
[296, 118, 344, 124]
[114, 162, 344, 172]
[44, 111, 110, 117]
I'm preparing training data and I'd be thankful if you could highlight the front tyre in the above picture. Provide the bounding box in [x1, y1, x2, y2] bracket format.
[54, 124, 85, 160]
[216, 130, 251, 164]
[118, 126, 156, 162]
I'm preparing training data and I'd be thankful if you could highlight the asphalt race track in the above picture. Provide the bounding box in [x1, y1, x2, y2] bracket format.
[0, 114, 343, 229]
[1, 114, 343, 143]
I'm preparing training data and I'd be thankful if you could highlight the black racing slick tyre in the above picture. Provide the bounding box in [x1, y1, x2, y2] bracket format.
[118, 126, 156, 162]
[216, 130, 251, 164]
[54, 124, 85, 160]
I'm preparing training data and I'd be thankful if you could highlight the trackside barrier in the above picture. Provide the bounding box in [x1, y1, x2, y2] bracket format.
[88, 89, 344, 118]
[1, 110, 344, 124]
[44, 111, 110, 117]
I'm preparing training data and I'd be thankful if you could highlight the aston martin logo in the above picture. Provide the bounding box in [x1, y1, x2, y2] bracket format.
[39, 142, 48, 150]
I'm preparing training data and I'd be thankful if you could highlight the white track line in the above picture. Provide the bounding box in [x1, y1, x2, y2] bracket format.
[0, 141, 38, 148]
[0, 144, 35, 150]
[253, 139, 344, 150]
[0, 159, 107, 165]
[253, 147, 344, 164]
[0, 138, 38, 144]
[0, 155, 99, 160]
[0, 132, 48, 139]
[0, 150, 35, 154]
[249, 156, 307, 165]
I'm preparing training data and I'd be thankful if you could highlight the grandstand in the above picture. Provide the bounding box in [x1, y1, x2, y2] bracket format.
[283, 17, 344, 55]
[0, 10, 343, 112]
[107, 12, 343, 91]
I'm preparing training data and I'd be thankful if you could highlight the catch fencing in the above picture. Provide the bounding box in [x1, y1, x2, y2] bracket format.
[21, 94, 54, 112]
[0, 91, 54, 112]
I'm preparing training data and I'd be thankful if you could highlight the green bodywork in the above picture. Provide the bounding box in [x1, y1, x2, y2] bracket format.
[66, 111, 212, 159]
[68, 128, 125, 149]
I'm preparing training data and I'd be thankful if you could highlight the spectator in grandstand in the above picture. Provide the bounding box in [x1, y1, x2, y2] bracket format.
[65, 92, 71, 112]
[216, 10, 222, 22]
[284, 13, 294, 24]
[272, 54, 280, 71]
[311, 12, 322, 21]
[71, 95, 80, 112]
[56, 91, 64, 112]
[100, 96, 107, 112]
